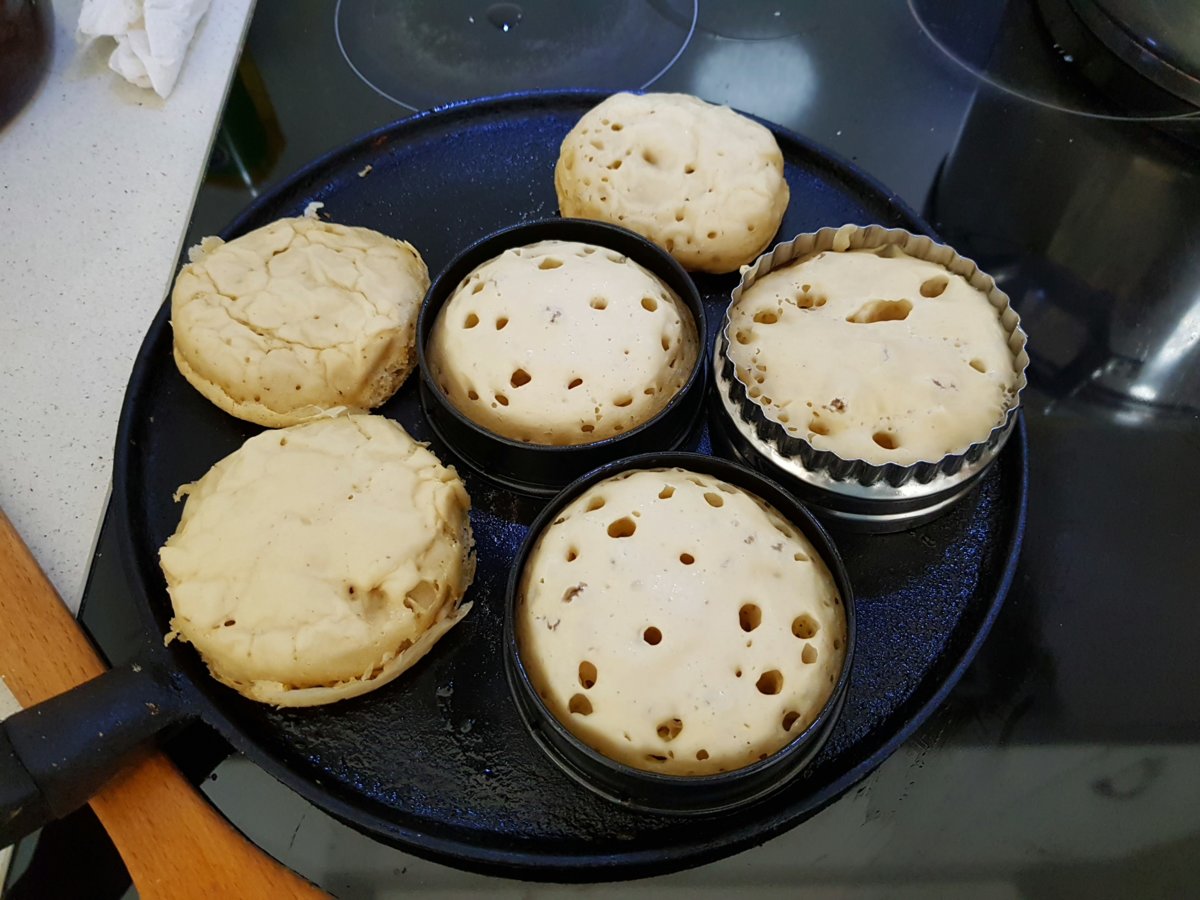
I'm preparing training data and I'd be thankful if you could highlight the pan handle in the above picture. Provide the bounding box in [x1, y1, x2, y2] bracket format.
[0, 661, 188, 847]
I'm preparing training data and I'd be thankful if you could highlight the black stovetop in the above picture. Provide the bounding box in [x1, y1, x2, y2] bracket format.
[23, 1, 1200, 897]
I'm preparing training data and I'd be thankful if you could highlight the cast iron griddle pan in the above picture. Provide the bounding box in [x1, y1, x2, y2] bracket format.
[28, 92, 1030, 881]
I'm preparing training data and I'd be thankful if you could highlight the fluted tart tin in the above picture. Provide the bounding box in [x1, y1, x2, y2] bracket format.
[713, 224, 1029, 532]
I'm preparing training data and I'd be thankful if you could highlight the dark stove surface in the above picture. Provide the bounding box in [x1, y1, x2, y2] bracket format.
[58, 1, 1200, 896]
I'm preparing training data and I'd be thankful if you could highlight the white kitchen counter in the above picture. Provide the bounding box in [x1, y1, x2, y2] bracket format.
[0, 0, 255, 614]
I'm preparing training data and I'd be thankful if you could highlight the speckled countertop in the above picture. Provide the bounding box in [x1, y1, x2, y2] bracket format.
[0, 0, 255, 614]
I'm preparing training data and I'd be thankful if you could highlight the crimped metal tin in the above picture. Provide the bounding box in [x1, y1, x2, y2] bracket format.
[712, 224, 1029, 532]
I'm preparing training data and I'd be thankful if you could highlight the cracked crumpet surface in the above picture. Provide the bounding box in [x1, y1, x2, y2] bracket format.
[170, 216, 429, 427]
[159, 414, 475, 706]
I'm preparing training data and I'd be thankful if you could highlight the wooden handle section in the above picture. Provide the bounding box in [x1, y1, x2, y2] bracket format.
[0, 509, 327, 899]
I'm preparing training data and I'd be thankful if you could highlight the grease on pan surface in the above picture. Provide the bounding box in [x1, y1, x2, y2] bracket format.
[518, 467, 845, 775]
[555, 93, 789, 274]
[171, 215, 429, 428]
[427, 239, 698, 445]
[728, 247, 1018, 466]
[160, 414, 475, 707]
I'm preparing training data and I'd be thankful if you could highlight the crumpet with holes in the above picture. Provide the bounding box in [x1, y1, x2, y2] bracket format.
[426, 239, 698, 445]
[517, 467, 845, 776]
[555, 92, 789, 274]
[171, 215, 429, 427]
[159, 414, 475, 707]
[728, 247, 1019, 466]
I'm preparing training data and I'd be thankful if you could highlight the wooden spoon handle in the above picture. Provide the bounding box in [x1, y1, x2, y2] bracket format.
[0, 509, 326, 898]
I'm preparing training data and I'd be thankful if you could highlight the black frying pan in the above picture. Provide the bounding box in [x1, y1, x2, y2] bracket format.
[0, 92, 1027, 881]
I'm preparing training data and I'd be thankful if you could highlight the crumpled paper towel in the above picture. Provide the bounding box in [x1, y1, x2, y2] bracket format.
[78, 0, 214, 99]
